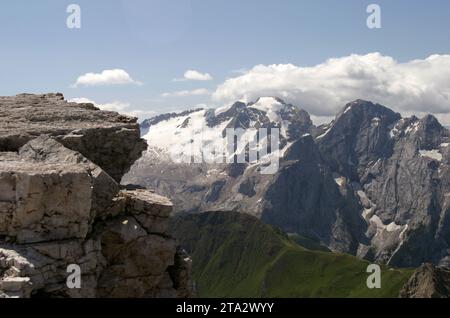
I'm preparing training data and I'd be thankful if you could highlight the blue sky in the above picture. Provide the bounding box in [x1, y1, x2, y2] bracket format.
[1, 0, 450, 121]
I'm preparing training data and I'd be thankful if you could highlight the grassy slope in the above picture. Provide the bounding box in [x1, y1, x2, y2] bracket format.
[169, 211, 413, 298]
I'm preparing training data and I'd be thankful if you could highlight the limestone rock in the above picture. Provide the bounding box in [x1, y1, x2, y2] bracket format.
[0, 94, 191, 298]
[0, 151, 93, 243]
[0, 136, 119, 243]
[120, 189, 173, 234]
[0, 93, 147, 182]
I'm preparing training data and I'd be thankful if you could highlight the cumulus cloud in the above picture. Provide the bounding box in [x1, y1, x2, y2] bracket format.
[213, 53, 450, 120]
[73, 69, 142, 87]
[69, 98, 154, 120]
[161, 88, 211, 98]
[174, 70, 213, 81]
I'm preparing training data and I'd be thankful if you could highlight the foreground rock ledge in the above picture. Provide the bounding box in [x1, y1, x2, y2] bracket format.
[0, 93, 147, 182]
[0, 94, 191, 298]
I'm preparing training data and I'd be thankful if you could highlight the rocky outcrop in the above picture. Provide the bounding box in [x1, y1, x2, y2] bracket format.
[0, 93, 146, 182]
[0, 94, 191, 298]
[400, 263, 450, 298]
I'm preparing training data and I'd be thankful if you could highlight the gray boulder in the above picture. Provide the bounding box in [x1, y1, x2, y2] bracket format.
[0, 94, 191, 298]
[0, 93, 146, 182]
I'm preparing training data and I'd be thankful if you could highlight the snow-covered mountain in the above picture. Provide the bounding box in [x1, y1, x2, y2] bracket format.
[125, 96, 314, 218]
[139, 97, 312, 164]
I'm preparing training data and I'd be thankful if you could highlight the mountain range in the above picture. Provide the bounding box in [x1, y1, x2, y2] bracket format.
[124, 97, 450, 269]
[1, 93, 448, 298]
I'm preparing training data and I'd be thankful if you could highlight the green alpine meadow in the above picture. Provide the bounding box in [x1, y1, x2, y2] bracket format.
[169, 211, 413, 298]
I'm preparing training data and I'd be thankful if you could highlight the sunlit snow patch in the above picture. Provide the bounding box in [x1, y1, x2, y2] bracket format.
[419, 149, 442, 161]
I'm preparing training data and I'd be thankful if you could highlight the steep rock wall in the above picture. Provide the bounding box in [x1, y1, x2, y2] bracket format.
[0, 94, 191, 298]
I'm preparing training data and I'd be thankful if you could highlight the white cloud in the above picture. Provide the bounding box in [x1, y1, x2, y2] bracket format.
[213, 53, 450, 121]
[69, 98, 154, 120]
[69, 97, 97, 105]
[73, 69, 142, 87]
[161, 88, 211, 98]
[173, 70, 213, 81]
[310, 115, 335, 126]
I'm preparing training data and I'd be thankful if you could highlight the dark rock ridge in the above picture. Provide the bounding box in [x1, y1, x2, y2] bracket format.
[316, 100, 402, 180]
[261, 135, 367, 254]
[0, 94, 191, 298]
[400, 263, 450, 298]
[127, 97, 450, 268]
[316, 100, 450, 267]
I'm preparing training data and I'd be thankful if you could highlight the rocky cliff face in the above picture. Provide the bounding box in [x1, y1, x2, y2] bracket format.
[0, 94, 191, 298]
[317, 100, 450, 267]
[400, 263, 450, 298]
[261, 135, 366, 254]
[0, 93, 146, 182]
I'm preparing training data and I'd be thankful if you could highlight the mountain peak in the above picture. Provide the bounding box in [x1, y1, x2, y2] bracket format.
[317, 100, 402, 179]
[338, 100, 398, 118]
[249, 96, 288, 106]
[420, 113, 441, 127]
